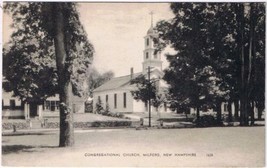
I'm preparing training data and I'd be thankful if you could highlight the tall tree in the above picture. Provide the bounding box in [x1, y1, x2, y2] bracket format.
[234, 3, 265, 125]
[4, 2, 94, 146]
[155, 3, 225, 123]
[155, 3, 265, 126]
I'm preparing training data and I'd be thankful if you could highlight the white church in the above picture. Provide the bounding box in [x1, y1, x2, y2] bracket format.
[93, 20, 170, 113]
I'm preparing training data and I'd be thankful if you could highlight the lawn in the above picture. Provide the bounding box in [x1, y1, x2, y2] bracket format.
[124, 111, 186, 119]
[2, 113, 132, 123]
[2, 127, 265, 167]
[2, 113, 136, 130]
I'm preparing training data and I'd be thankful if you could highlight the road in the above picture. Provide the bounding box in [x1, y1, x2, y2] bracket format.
[2, 126, 265, 167]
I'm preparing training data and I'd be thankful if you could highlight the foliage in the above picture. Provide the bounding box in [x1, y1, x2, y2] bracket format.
[84, 101, 93, 113]
[3, 36, 58, 103]
[86, 67, 114, 97]
[101, 111, 124, 118]
[102, 103, 110, 115]
[155, 3, 265, 125]
[192, 115, 222, 127]
[4, 2, 94, 146]
[4, 2, 94, 98]
[130, 74, 166, 108]
[95, 96, 104, 114]
[91, 121, 131, 127]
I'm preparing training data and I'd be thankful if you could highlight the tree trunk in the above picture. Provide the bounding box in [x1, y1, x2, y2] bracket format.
[216, 103, 222, 124]
[53, 3, 74, 147]
[227, 101, 233, 122]
[236, 4, 249, 126]
[185, 109, 188, 121]
[234, 100, 239, 120]
[196, 107, 200, 121]
[257, 102, 264, 120]
[250, 101, 255, 126]
[245, 3, 256, 126]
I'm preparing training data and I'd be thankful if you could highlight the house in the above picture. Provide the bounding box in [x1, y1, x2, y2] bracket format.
[93, 22, 171, 113]
[2, 78, 85, 119]
[2, 89, 24, 119]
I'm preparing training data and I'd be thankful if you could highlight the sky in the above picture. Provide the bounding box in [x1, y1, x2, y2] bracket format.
[3, 3, 175, 77]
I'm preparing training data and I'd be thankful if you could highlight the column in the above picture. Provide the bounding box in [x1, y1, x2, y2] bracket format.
[24, 103, 28, 119]
[38, 105, 43, 119]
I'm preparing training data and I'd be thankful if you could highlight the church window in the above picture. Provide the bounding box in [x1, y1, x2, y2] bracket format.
[10, 99, 15, 110]
[147, 38, 149, 46]
[123, 92, 127, 108]
[114, 94, 117, 109]
[106, 95, 108, 103]
[146, 52, 149, 59]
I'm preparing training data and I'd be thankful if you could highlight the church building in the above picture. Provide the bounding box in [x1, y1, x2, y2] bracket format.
[93, 18, 170, 113]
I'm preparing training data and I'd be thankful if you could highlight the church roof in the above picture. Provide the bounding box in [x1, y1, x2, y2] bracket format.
[93, 72, 143, 92]
[93, 69, 164, 93]
[147, 26, 154, 34]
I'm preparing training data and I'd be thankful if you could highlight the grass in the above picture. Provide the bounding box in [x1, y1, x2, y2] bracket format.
[2, 113, 135, 130]
[2, 113, 131, 123]
[50, 113, 131, 122]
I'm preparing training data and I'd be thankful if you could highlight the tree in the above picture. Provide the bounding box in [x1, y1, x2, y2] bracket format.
[130, 74, 166, 110]
[3, 31, 58, 109]
[155, 2, 265, 126]
[232, 3, 265, 125]
[95, 96, 104, 114]
[4, 2, 94, 146]
[155, 3, 225, 124]
[87, 67, 114, 97]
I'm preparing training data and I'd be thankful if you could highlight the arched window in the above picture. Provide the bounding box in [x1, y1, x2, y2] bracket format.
[146, 38, 149, 46]
[146, 52, 149, 59]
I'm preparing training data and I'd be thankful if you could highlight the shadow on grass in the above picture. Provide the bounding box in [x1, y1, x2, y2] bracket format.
[2, 145, 58, 155]
[3, 132, 56, 136]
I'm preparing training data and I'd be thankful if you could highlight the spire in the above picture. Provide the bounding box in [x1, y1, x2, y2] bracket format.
[149, 11, 154, 27]
[147, 11, 154, 34]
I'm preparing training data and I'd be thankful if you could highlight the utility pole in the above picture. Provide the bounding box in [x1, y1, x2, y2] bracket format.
[148, 66, 151, 127]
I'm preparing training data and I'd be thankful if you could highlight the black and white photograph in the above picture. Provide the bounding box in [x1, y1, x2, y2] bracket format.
[1, 2, 265, 167]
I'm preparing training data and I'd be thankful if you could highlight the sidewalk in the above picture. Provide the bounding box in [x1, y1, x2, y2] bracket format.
[2, 127, 136, 135]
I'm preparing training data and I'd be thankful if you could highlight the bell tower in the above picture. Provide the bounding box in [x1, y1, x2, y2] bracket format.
[142, 12, 162, 74]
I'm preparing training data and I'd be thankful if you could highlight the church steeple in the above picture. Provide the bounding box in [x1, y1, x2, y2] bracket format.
[147, 11, 154, 35]
[150, 11, 153, 27]
[142, 12, 162, 74]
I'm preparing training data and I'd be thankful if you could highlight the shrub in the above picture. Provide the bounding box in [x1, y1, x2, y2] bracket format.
[2, 122, 29, 130]
[85, 101, 93, 113]
[193, 115, 222, 127]
[95, 97, 104, 114]
[91, 121, 132, 127]
[100, 111, 124, 118]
